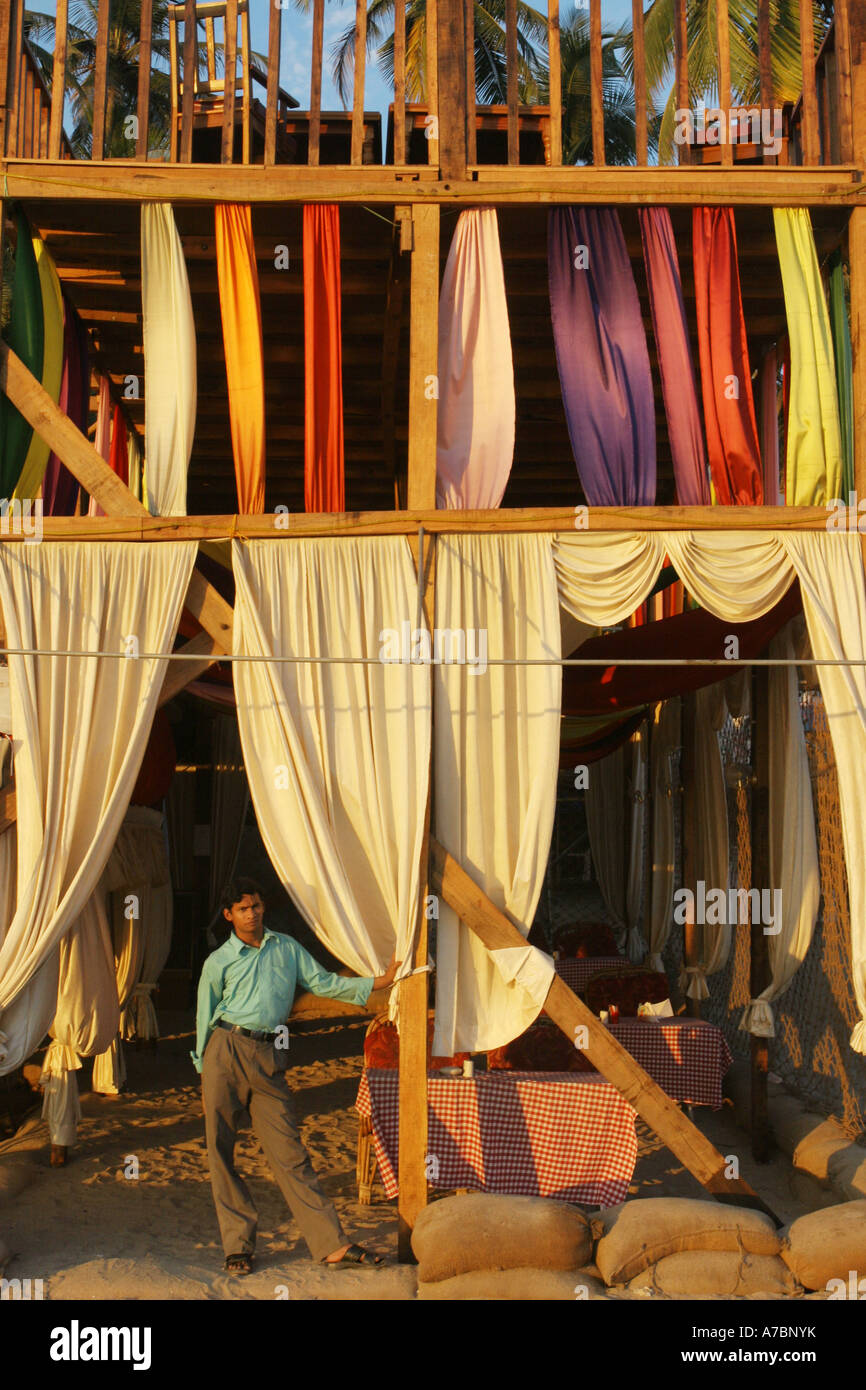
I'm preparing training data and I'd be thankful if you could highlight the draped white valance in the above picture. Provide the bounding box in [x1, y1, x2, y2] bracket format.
[0, 541, 197, 1073]
[554, 529, 866, 1051]
[432, 534, 559, 1054]
[231, 537, 430, 990]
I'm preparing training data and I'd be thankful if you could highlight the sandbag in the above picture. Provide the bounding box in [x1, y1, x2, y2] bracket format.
[779, 1199, 866, 1290]
[418, 1267, 607, 1300]
[595, 1198, 780, 1286]
[627, 1250, 800, 1297]
[411, 1193, 592, 1283]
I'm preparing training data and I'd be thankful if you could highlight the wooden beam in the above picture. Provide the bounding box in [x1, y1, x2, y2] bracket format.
[798, 0, 820, 164]
[157, 630, 222, 705]
[428, 838, 776, 1213]
[309, 0, 324, 167]
[835, 0, 854, 165]
[0, 0, 15, 161]
[505, 0, 518, 166]
[264, 2, 281, 166]
[589, 0, 604, 165]
[394, 0, 406, 167]
[406, 205, 439, 509]
[547, 0, 562, 166]
[48, 0, 68, 161]
[438, 0, 467, 180]
[221, 0, 238, 165]
[426, 0, 439, 169]
[136, 0, 153, 160]
[350, 0, 366, 167]
[181, 0, 197, 165]
[0, 504, 846, 541]
[4, 162, 859, 206]
[464, 0, 476, 168]
[716, 0, 733, 167]
[757, 0, 775, 166]
[673, 0, 690, 166]
[632, 0, 647, 167]
[92, 0, 110, 160]
[750, 663, 771, 1163]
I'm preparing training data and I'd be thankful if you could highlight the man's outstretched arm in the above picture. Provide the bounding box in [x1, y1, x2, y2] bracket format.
[293, 943, 399, 1006]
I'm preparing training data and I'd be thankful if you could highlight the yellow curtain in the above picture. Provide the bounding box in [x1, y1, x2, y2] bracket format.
[773, 209, 843, 505]
[13, 237, 64, 501]
[215, 204, 265, 514]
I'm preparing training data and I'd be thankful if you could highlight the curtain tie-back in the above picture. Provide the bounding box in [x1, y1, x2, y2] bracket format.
[740, 999, 775, 1037]
[679, 965, 709, 1001]
[626, 926, 647, 964]
[40, 1040, 82, 1078]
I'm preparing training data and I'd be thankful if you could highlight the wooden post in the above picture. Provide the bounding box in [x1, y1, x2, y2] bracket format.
[264, 0, 282, 167]
[673, 0, 689, 166]
[397, 203, 440, 1261]
[716, 0, 733, 166]
[750, 663, 771, 1163]
[438, 0, 467, 180]
[680, 692, 701, 1018]
[92, 0, 110, 159]
[797, 0, 820, 164]
[221, 0, 238, 165]
[505, 0, 518, 166]
[547, 0, 562, 167]
[632, 0, 647, 167]
[429, 840, 778, 1218]
[757, 0, 774, 166]
[589, 0, 604, 166]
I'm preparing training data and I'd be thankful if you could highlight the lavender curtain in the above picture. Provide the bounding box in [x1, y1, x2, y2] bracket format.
[638, 208, 709, 505]
[548, 208, 656, 505]
[42, 298, 88, 516]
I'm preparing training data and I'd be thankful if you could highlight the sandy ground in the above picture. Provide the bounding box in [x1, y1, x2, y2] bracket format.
[0, 1010, 826, 1302]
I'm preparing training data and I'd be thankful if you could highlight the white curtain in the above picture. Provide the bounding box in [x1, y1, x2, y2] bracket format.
[232, 537, 429, 988]
[436, 210, 515, 509]
[0, 541, 197, 1073]
[554, 529, 866, 1052]
[625, 728, 649, 963]
[648, 698, 680, 972]
[740, 623, 820, 1036]
[681, 683, 732, 1000]
[585, 742, 627, 939]
[41, 897, 119, 1146]
[433, 534, 559, 1054]
[141, 204, 196, 516]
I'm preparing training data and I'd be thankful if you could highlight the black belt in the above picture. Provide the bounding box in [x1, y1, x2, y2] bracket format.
[216, 1019, 278, 1043]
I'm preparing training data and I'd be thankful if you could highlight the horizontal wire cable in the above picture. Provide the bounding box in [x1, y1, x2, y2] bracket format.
[0, 649, 859, 667]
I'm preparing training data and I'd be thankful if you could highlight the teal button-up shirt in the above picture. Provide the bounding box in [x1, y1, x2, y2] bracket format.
[191, 927, 374, 1072]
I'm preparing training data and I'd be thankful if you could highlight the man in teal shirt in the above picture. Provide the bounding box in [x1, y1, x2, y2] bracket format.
[194, 878, 398, 1274]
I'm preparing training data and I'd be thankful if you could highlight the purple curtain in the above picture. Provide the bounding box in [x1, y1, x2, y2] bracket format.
[548, 207, 656, 505]
[638, 208, 710, 505]
[42, 297, 89, 516]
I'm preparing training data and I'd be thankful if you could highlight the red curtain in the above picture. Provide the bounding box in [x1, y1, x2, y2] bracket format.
[693, 208, 763, 505]
[304, 205, 344, 512]
[109, 403, 129, 486]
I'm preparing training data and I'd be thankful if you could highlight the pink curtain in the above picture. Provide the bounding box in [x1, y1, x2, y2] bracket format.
[436, 209, 515, 509]
[304, 205, 344, 513]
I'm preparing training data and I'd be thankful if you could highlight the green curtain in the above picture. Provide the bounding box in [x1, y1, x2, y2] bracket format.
[0, 208, 44, 497]
[828, 251, 854, 499]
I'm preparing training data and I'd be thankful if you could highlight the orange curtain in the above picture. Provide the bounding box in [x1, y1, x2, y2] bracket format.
[693, 208, 763, 506]
[109, 404, 129, 487]
[303, 204, 344, 512]
[215, 204, 265, 514]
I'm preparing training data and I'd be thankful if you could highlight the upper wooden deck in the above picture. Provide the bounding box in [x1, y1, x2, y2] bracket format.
[0, 0, 860, 204]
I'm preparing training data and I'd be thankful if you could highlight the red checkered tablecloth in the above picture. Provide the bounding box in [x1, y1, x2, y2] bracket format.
[606, 1018, 733, 1109]
[554, 956, 629, 994]
[356, 1070, 637, 1207]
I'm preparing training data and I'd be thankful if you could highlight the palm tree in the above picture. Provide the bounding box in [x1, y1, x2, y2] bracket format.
[24, 2, 175, 158]
[629, 0, 832, 162]
[328, 0, 549, 108]
[534, 9, 659, 165]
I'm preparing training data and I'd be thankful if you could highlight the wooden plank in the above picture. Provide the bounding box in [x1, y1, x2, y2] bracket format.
[463, 0, 476, 169]
[181, 0, 197, 164]
[92, 0, 110, 160]
[3, 160, 860, 206]
[264, 1, 282, 166]
[674, 0, 689, 166]
[632, 0, 647, 166]
[157, 631, 222, 706]
[309, 0, 325, 167]
[394, 0, 406, 166]
[406, 205, 439, 509]
[716, 0, 733, 166]
[798, 0, 820, 164]
[221, 0, 238, 165]
[205, 17, 217, 83]
[21, 58, 30, 158]
[835, 0, 854, 164]
[680, 693, 701, 1019]
[428, 838, 776, 1213]
[136, 0, 153, 160]
[0, 0, 17, 160]
[547, 0, 562, 166]
[350, 0, 366, 166]
[2, 504, 854, 541]
[757, 0, 774, 165]
[505, 0, 518, 165]
[590, 0, 604, 165]
[426, 0, 439, 168]
[49, 0, 68, 160]
[750, 664, 771, 1163]
[168, 4, 180, 161]
[240, 2, 251, 165]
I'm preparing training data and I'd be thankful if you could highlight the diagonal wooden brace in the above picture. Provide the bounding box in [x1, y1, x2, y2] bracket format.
[428, 836, 780, 1222]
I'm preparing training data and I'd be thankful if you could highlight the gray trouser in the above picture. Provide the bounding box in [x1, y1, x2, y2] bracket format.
[201, 1024, 346, 1261]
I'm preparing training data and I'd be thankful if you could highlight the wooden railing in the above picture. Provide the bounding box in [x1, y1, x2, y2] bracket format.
[0, 0, 856, 171]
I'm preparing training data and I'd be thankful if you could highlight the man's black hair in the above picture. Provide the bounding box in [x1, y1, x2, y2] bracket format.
[220, 878, 265, 913]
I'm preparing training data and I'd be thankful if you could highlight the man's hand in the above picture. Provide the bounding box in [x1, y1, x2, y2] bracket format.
[372, 954, 401, 991]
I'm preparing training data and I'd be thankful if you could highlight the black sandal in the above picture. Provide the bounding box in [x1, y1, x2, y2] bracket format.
[225, 1252, 254, 1276]
[323, 1243, 384, 1266]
